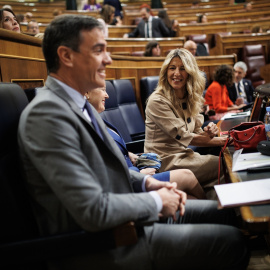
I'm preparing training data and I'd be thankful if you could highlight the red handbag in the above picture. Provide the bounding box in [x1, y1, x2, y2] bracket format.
[228, 121, 266, 150]
[218, 121, 266, 184]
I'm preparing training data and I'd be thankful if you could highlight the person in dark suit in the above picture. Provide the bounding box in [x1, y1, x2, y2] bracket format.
[18, 14, 250, 270]
[123, 7, 170, 38]
[227, 61, 254, 105]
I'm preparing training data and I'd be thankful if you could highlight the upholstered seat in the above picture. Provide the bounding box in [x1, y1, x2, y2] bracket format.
[112, 79, 145, 142]
[242, 44, 266, 88]
[140, 76, 159, 115]
[101, 81, 133, 142]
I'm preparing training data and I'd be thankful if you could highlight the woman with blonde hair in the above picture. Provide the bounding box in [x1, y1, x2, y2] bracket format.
[144, 48, 230, 199]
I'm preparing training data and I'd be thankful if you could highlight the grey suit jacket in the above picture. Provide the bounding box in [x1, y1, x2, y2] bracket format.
[128, 17, 170, 38]
[18, 76, 158, 237]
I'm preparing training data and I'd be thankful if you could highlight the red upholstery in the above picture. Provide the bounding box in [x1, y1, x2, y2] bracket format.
[242, 44, 266, 88]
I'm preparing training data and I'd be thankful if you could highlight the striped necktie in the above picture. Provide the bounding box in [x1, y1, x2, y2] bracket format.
[237, 82, 244, 96]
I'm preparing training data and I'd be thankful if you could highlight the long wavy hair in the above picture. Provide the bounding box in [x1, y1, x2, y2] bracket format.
[155, 48, 205, 117]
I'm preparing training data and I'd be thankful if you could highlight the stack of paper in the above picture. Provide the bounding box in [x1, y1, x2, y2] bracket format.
[232, 149, 270, 172]
[214, 179, 270, 208]
[221, 111, 250, 120]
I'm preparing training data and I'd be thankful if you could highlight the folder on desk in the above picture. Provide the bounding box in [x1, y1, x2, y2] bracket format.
[221, 110, 250, 120]
[232, 149, 270, 172]
[214, 179, 270, 208]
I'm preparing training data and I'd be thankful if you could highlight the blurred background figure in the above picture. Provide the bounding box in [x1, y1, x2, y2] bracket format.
[252, 25, 263, 33]
[158, 10, 178, 37]
[103, 0, 122, 21]
[16, 13, 27, 24]
[83, 0, 101, 10]
[24, 12, 33, 22]
[98, 4, 119, 37]
[144, 41, 161, 57]
[184, 40, 197, 56]
[27, 20, 39, 35]
[0, 8, 20, 33]
[52, 9, 62, 17]
[244, 2, 252, 11]
[191, 1, 199, 8]
[2, 5, 12, 10]
[197, 14, 208, 23]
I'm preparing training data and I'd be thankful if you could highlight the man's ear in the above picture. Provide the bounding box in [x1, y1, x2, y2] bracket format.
[57, 46, 74, 68]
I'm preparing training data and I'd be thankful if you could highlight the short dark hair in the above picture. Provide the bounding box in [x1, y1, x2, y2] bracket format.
[42, 15, 103, 73]
[214, 65, 233, 86]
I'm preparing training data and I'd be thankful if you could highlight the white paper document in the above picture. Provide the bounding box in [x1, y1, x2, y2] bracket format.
[214, 179, 270, 208]
[221, 111, 250, 120]
[232, 149, 270, 172]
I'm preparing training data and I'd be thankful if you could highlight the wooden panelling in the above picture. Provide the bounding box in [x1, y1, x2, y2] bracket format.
[106, 37, 185, 56]
[0, 28, 43, 59]
[177, 17, 270, 38]
[0, 55, 47, 85]
[213, 32, 270, 63]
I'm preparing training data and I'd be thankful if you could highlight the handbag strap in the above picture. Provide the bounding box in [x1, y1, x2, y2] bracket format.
[218, 136, 230, 185]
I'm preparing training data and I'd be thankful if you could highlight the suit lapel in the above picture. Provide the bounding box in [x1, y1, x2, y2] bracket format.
[44, 76, 130, 175]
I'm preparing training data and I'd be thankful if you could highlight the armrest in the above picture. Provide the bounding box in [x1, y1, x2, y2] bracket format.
[126, 139, 145, 154]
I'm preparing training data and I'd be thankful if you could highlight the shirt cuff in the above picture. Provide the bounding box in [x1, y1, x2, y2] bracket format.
[142, 175, 163, 212]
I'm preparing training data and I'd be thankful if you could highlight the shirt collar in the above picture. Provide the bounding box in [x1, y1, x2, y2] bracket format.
[51, 77, 86, 110]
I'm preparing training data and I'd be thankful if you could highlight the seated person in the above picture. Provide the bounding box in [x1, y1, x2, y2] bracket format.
[86, 86, 206, 199]
[204, 65, 246, 120]
[123, 7, 169, 38]
[197, 14, 207, 23]
[0, 8, 20, 33]
[227, 61, 254, 105]
[83, 0, 102, 10]
[157, 10, 178, 37]
[27, 19, 40, 35]
[144, 41, 161, 57]
[183, 42, 208, 89]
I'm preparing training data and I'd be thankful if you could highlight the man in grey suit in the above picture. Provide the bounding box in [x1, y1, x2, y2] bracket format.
[18, 15, 250, 269]
[123, 7, 170, 38]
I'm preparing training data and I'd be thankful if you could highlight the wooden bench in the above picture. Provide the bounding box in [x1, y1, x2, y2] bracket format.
[106, 37, 185, 56]
[108, 54, 237, 115]
[177, 17, 270, 38]
[212, 32, 270, 63]
[123, 2, 270, 25]
[0, 29, 47, 88]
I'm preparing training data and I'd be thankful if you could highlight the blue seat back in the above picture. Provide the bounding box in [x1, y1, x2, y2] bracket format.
[112, 79, 145, 141]
[101, 81, 132, 142]
[140, 76, 159, 114]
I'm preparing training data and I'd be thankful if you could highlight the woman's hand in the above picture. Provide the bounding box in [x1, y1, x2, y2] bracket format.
[140, 168, 156, 175]
[203, 122, 219, 138]
[128, 152, 139, 166]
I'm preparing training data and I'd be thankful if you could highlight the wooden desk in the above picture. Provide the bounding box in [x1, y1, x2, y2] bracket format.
[218, 118, 270, 234]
